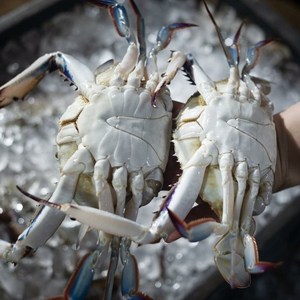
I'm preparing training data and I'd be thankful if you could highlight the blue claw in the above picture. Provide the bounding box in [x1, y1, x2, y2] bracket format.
[242, 39, 273, 77]
[88, 0, 133, 43]
[109, 4, 132, 41]
[151, 23, 197, 54]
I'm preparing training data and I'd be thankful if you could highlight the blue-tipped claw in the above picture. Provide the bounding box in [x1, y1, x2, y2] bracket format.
[88, 0, 133, 43]
[151, 23, 197, 54]
[242, 39, 273, 77]
[168, 208, 216, 243]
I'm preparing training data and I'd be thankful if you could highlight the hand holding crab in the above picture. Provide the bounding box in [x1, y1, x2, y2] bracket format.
[0, 0, 291, 298]
[17, 2, 283, 292]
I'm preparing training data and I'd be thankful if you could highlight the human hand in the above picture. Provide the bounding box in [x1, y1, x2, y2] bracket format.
[273, 101, 300, 192]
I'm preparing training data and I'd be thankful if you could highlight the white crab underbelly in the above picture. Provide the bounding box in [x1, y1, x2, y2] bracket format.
[75, 93, 171, 173]
[173, 102, 276, 217]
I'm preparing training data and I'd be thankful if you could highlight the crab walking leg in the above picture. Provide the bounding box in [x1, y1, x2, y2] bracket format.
[147, 23, 197, 73]
[125, 170, 144, 221]
[219, 153, 235, 227]
[147, 23, 197, 103]
[0, 146, 94, 263]
[239, 168, 278, 274]
[152, 51, 187, 98]
[94, 159, 114, 213]
[241, 168, 260, 233]
[15, 192, 149, 239]
[120, 240, 139, 297]
[18, 144, 213, 244]
[214, 161, 250, 288]
[110, 43, 139, 85]
[232, 162, 248, 232]
[0, 52, 94, 108]
[120, 171, 143, 297]
[128, 0, 146, 63]
[105, 237, 119, 300]
[104, 166, 128, 300]
[91, 0, 139, 85]
[112, 166, 128, 216]
[142, 143, 214, 243]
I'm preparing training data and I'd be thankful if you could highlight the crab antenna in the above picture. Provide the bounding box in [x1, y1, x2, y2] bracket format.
[203, 0, 242, 68]
[241, 39, 273, 78]
[129, 0, 146, 63]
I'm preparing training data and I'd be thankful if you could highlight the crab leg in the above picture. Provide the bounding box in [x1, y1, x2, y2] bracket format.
[148, 23, 197, 103]
[17, 142, 214, 245]
[240, 168, 279, 275]
[0, 52, 94, 108]
[0, 146, 94, 263]
[242, 40, 273, 79]
[89, 0, 139, 84]
[244, 234, 280, 274]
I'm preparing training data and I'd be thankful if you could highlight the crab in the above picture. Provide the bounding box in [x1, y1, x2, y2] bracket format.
[0, 0, 196, 299]
[22, 1, 282, 292]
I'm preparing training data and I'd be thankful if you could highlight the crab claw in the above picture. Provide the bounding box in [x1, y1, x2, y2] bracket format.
[167, 209, 217, 243]
[88, 0, 133, 43]
[150, 23, 197, 55]
[242, 39, 273, 77]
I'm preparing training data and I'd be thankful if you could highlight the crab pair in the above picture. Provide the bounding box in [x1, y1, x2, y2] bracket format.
[0, 0, 278, 299]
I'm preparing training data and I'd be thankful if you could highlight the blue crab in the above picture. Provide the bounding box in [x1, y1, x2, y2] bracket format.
[0, 0, 195, 299]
